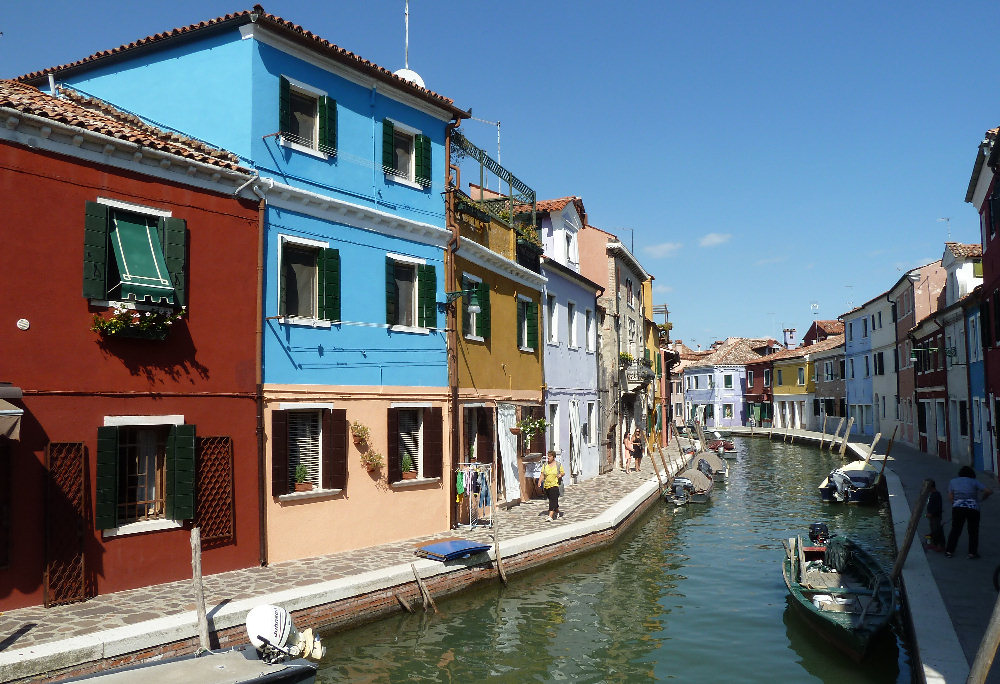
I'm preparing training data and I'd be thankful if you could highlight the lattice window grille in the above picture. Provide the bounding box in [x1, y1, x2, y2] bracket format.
[196, 436, 234, 545]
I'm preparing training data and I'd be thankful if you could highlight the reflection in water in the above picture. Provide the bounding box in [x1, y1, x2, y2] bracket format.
[318, 438, 911, 682]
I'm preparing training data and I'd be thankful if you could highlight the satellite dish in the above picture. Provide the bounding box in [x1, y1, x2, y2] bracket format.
[393, 68, 425, 88]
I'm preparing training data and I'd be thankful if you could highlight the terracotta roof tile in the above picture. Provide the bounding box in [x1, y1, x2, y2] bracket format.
[531, 196, 586, 221]
[16, 5, 468, 119]
[0, 80, 249, 172]
[815, 320, 845, 334]
[945, 242, 983, 259]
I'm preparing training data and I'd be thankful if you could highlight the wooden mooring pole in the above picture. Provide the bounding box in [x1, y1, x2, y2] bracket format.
[190, 527, 211, 652]
[890, 479, 932, 582]
[829, 418, 845, 452]
[968, 595, 1000, 683]
[839, 417, 855, 456]
[819, 415, 828, 450]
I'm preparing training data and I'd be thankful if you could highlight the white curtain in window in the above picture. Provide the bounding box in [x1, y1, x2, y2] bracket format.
[399, 409, 421, 474]
[496, 403, 520, 502]
[568, 400, 582, 476]
[288, 411, 321, 486]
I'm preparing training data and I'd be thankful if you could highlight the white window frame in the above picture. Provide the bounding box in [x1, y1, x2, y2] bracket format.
[763, 369, 771, 387]
[797, 367, 805, 386]
[397, 407, 425, 479]
[777, 369, 784, 385]
[278, 76, 330, 160]
[387, 252, 429, 334]
[585, 309, 595, 352]
[723, 373, 733, 389]
[517, 295, 534, 352]
[547, 293, 558, 344]
[747, 370, 754, 387]
[384, 118, 423, 189]
[567, 300, 578, 348]
[586, 401, 597, 446]
[277, 234, 332, 327]
[548, 402, 560, 452]
[462, 273, 484, 342]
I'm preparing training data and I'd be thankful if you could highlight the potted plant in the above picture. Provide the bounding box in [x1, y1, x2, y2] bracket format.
[294, 464, 313, 492]
[350, 421, 370, 446]
[91, 301, 183, 341]
[514, 416, 549, 446]
[360, 449, 383, 473]
[619, 351, 634, 367]
[401, 453, 417, 479]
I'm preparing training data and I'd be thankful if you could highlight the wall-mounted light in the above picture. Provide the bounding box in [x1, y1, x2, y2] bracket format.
[443, 288, 481, 314]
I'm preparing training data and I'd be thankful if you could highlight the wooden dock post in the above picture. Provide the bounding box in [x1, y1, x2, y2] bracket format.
[839, 417, 855, 456]
[648, 442, 666, 498]
[968, 592, 1000, 683]
[190, 527, 211, 652]
[890, 479, 932, 583]
[819, 415, 828, 450]
[829, 418, 845, 452]
[863, 432, 882, 464]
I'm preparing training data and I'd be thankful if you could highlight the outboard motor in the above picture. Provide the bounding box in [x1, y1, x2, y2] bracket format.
[697, 458, 713, 478]
[808, 522, 830, 545]
[246, 604, 326, 664]
[671, 477, 693, 504]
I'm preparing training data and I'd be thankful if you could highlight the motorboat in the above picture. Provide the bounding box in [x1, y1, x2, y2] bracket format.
[818, 460, 881, 504]
[666, 458, 714, 505]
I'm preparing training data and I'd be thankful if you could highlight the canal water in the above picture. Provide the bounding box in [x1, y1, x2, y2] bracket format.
[316, 437, 912, 682]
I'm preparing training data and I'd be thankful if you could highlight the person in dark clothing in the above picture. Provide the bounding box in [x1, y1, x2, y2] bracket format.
[925, 479, 945, 551]
[945, 465, 993, 559]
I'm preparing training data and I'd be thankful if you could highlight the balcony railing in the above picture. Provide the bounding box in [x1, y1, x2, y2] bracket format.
[450, 130, 536, 229]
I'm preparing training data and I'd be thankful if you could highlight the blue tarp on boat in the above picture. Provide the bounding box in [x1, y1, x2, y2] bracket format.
[415, 540, 492, 561]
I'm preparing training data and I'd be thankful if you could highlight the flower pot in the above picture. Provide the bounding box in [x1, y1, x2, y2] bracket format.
[294, 482, 313, 492]
[364, 463, 380, 473]
[509, 426, 522, 436]
[352, 434, 365, 446]
[401, 471, 417, 480]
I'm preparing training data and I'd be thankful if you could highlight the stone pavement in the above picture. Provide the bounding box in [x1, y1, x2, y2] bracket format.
[0, 447, 683, 680]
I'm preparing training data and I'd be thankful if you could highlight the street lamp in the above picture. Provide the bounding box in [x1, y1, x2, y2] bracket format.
[443, 288, 481, 314]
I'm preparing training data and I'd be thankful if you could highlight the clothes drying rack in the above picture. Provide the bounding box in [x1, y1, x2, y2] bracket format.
[457, 461, 494, 529]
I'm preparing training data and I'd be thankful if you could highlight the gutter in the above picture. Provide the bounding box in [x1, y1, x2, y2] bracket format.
[445, 115, 462, 528]
[252, 180, 269, 567]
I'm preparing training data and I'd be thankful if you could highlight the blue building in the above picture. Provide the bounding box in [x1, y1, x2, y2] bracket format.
[537, 197, 602, 482]
[843, 308, 874, 435]
[682, 338, 766, 428]
[966, 288, 991, 471]
[22, 8, 473, 560]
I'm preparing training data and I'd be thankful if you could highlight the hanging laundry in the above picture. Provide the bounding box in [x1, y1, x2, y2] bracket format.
[480, 471, 491, 509]
[456, 471, 465, 502]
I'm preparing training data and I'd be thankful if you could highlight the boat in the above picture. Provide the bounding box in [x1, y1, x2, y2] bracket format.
[693, 449, 729, 482]
[65, 605, 323, 683]
[818, 460, 881, 504]
[706, 431, 736, 456]
[666, 457, 714, 505]
[782, 523, 895, 661]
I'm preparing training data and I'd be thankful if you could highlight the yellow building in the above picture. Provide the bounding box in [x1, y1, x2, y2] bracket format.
[772, 351, 810, 429]
[446, 131, 545, 513]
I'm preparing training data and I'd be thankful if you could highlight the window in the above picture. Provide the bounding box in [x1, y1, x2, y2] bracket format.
[585, 310, 595, 352]
[694, 376, 700, 390]
[877, 311, 882, 328]
[628, 318, 637, 353]
[567, 301, 577, 348]
[382, 119, 431, 186]
[548, 403, 559, 451]
[974, 399, 982, 442]
[724, 374, 733, 389]
[839, 359, 846, 378]
[797, 367, 805, 385]
[461, 275, 491, 340]
[849, 358, 855, 379]
[547, 294, 558, 343]
[279, 237, 341, 321]
[517, 297, 538, 351]
[862, 319, 868, 337]
[707, 375, 715, 388]
[747, 370, 754, 387]
[386, 256, 436, 329]
[763, 369, 771, 387]
[271, 407, 347, 496]
[279, 77, 336, 155]
[83, 200, 186, 307]
[723, 404, 733, 419]
[95, 419, 195, 532]
[626, 279, 634, 308]
[389, 406, 443, 482]
[823, 361, 833, 381]
[586, 402, 597, 446]
[848, 322, 853, 341]
[777, 369, 784, 385]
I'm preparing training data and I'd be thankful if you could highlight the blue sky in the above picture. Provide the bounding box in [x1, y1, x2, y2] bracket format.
[3, 1, 996, 349]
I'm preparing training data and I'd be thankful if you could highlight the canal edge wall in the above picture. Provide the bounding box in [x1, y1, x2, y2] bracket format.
[729, 426, 967, 683]
[2, 453, 688, 682]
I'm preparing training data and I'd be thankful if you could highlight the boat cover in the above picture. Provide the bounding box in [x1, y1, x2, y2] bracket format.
[415, 540, 492, 562]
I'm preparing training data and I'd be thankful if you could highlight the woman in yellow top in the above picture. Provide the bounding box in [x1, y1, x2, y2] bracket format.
[538, 450, 565, 522]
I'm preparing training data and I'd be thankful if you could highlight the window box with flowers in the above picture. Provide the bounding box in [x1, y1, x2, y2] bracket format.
[91, 302, 183, 341]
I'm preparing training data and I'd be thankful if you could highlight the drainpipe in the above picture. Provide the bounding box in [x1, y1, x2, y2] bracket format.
[886, 292, 899, 441]
[251, 180, 270, 566]
[445, 117, 462, 527]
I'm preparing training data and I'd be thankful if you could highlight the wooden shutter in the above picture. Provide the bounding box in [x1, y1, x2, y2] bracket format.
[271, 410, 289, 496]
[477, 408, 495, 463]
[318, 96, 337, 153]
[94, 426, 118, 530]
[279, 76, 291, 135]
[83, 201, 110, 299]
[165, 424, 196, 521]
[517, 302, 524, 348]
[418, 264, 437, 328]
[387, 408, 401, 482]
[422, 407, 443, 479]
[415, 134, 431, 186]
[975, 260, 983, 278]
[322, 409, 347, 490]
[526, 301, 539, 349]
[382, 119, 394, 172]
[160, 217, 187, 307]
[991, 195, 1000, 235]
[993, 290, 1000, 341]
[478, 281, 491, 339]
[319, 248, 341, 321]
[385, 258, 397, 325]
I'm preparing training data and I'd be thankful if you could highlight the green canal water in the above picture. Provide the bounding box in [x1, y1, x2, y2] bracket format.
[316, 437, 912, 682]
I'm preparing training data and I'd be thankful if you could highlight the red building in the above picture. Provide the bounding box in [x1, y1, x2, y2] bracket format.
[911, 312, 948, 459]
[0, 81, 260, 609]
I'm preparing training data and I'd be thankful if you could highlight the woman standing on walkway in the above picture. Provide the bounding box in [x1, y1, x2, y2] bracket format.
[538, 451, 565, 522]
[945, 465, 993, 559]
[622, 430, 634, 472]
[633, 429, 644, 472]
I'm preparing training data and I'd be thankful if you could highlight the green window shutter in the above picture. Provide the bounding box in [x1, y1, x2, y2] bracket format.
[415, 134, 431, 186]
[319, 248, 341, 321]
[160, 217, 187, 307]
[279, 76, 290, 135]
[422, 407, 443, 479]
[386, 408, 401, 482]
[526, 301, 539, 349]
[382, 119, 394, 172]
[644, 348, 651, 362]
[478, 281, 491, 339]
[975, 260, 983, 278]
[656, 353, 662, 375]
[165, 424, 196, 521]
[322, 409, 348, 490]
[385, 258, 397, 325]
[418, 264, 437, 328]
[271, 410, 289, 496]
[94, 426, 119, 530]
[83, 201, 110, 299]
[517, 302, 525, 348]
[461, 275, 472, 335]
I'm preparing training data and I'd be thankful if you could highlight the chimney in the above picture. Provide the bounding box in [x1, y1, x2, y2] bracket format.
[783, 328, 796, 349]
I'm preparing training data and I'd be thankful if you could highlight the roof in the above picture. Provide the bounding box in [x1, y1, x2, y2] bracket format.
[967, 128, 998, 203]
[687, 337, 766, 367]
[533, 196, 587, 223]
[17, 5, 469, 120]
[0, 79, 249, 172]
[802, 334, 845, 355]
[944, 242, 982, 259]
[814, 320, 845, 335]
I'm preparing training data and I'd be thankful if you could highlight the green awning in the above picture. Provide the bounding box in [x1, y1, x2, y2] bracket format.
[110, 214, 175, 304]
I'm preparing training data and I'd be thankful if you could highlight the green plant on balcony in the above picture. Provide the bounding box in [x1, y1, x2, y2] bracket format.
[514, 222, 542, 247]
[514, 416, 549, 444]
[91, 302, 182, 340]
[619, 351, 634, 367]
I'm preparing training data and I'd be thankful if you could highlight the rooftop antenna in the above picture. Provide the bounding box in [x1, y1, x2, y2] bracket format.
[393, 1, 425, 88]
[938, 217, 951, 240]
[810, 301, 819, 317]
[469, 115, 501, 190]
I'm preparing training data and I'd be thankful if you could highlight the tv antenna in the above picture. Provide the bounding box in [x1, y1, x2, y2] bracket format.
[810, 301, 819, 317]
[938, 217, 951, 240]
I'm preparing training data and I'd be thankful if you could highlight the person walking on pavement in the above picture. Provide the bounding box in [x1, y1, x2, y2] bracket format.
[622, 429, 634, 473]
[925, 479, 945, 552]
[633, 429, 645, 472]
[538, 451, 565, 522]
[945, 465, 993, 559]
